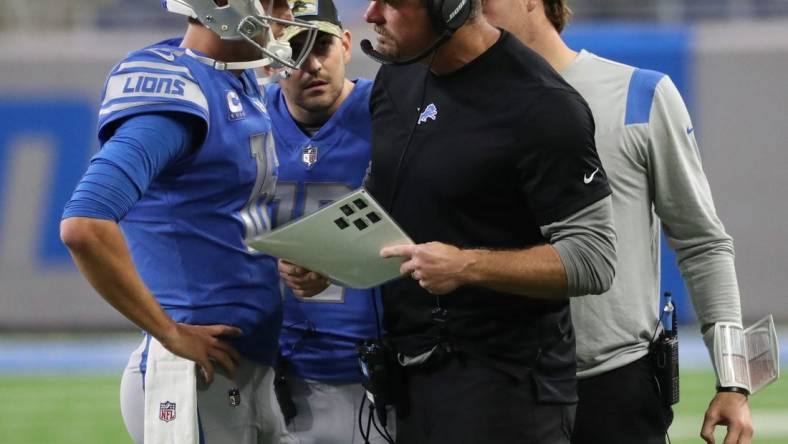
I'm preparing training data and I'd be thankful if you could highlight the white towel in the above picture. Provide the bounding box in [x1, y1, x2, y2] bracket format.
[144, 338, 199, 444]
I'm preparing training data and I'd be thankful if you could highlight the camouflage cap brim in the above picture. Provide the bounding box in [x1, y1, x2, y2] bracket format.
[281, 20, 342, 42]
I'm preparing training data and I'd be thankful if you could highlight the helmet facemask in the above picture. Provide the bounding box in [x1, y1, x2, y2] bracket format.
[164, 0, 318, 70]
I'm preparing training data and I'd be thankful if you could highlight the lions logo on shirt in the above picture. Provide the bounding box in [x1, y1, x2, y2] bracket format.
[418, 103, 438, 125]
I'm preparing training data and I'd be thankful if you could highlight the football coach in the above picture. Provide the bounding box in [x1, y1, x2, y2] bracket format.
[361, 0, 618, 442]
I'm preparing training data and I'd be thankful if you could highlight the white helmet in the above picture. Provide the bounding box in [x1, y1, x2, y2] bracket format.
[162, 0, 317, 70]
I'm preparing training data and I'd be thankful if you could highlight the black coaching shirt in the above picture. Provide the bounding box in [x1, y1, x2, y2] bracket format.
[367, 31, 611, 402]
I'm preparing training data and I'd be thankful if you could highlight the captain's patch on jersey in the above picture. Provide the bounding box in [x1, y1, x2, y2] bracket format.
[227, 90, 246, 121]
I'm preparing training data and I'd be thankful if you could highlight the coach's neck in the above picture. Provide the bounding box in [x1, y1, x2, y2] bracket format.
[429, 19, 501, 76]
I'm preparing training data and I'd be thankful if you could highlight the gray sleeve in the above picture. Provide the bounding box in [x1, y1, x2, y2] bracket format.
[540, 195, 617, 297]
[648, 77, 742, 330]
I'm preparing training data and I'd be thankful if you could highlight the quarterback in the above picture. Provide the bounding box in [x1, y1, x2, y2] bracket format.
[60, 1, 317, 443]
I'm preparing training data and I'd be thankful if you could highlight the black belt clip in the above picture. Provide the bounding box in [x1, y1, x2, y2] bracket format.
[650, 292, 679, 406]
[430, 307, 449, 329]
[273, 357, 297, 424]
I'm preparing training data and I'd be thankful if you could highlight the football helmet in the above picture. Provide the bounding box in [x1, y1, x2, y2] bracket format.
[162, 0, 317, 70]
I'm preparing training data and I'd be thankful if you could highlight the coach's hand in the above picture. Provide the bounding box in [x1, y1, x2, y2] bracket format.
[161, 323, 243, 384]
[700, 392, 753, 444]
[381, 242, 471, 295]
[278, 259, 331, 298]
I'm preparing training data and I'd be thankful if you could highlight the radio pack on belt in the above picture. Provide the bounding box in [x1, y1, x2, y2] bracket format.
[273, 356, 297, 424]
[357, 339, 399, 427]
[650, 292, 680, 406]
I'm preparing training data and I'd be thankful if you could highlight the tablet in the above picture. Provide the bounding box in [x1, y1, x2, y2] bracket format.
[246, 188, 412, 288]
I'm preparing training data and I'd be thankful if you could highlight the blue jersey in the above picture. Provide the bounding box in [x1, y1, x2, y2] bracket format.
[98, 39, 281, 364]
[266, 79, 378, 382]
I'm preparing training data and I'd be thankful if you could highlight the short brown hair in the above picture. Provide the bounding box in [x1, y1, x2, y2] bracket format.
[543, 0, 572, 33]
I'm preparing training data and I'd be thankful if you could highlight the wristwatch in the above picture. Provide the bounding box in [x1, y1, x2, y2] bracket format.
[717, 386, 750, 396]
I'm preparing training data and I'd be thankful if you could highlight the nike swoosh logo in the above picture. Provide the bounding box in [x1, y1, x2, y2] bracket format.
[148, 49, 175, 62]
[687, 127, 695, 135]
[584, 168, 599, 184]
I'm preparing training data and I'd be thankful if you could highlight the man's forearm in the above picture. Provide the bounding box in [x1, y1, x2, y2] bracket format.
[456, 199, 618, 297]
[60, 217, 177, 340]
[382, 197, 615, 297]
[461, 244, 568, 298]
[542, 196, 617, 296]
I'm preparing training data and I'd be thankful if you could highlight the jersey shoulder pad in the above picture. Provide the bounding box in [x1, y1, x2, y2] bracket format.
[341, 78, 373, 130]
[98, 43, 209, 135]
[354, 77, 374, 100]
[263, 82, 282, 108]
[349, 78, 373, 113]
[263, 83, 291, 128]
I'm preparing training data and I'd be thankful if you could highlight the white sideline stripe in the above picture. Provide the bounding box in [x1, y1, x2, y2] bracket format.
[116, 61, 193, 78]
[99, 101, 158, 116]
[670, 411, 788, 439]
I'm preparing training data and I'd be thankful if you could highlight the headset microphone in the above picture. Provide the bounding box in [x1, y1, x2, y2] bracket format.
[360, 32, 451, 66]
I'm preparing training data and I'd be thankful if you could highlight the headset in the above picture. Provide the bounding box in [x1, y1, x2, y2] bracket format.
[361, 0, 474, 65]
[426, 0, 473, 34]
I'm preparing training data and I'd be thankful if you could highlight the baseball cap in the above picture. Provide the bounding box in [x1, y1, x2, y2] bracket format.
[281, 0, 343, 42]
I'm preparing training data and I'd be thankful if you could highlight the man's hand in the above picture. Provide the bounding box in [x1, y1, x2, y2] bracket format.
[700, 392, 753, 444]
[380, 242, 472, 295]
[278, 259, 331, 298]
[160, 323, 243, 384]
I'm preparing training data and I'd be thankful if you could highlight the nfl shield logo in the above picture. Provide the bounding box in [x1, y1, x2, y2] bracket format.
[302, 146, 318, 167]
[159, 401, 176, 422]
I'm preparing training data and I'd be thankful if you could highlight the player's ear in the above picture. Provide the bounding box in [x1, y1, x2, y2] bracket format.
[342, 30, 352, 64]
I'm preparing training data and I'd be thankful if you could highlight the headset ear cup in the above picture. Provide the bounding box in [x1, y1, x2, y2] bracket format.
[424, 0, 446, 34]
[436, 0, 473, 33]
[423, 0, 472, 35]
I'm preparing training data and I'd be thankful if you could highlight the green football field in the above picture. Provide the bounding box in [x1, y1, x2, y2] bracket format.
[0, 371, 784, 444]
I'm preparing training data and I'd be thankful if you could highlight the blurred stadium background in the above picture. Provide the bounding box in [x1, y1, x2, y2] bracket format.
[1, 0, 787, 442]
